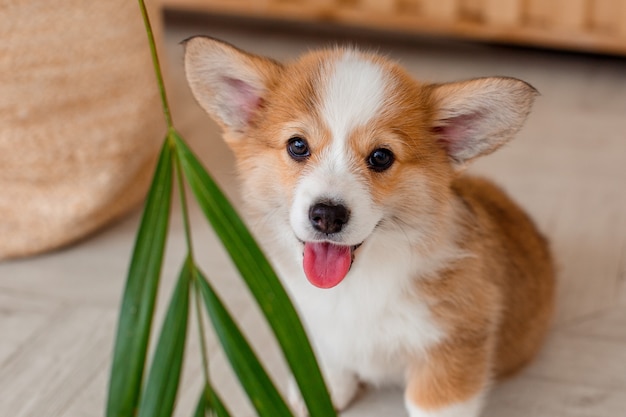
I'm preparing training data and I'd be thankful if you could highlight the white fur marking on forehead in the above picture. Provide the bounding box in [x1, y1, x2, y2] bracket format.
[320, 51, 387, 145]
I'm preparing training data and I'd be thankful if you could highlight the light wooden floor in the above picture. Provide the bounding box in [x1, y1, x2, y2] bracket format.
[2, 15, 626, 417]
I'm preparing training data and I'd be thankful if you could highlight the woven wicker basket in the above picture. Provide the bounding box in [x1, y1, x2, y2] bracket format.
[0, 2, 164, 259]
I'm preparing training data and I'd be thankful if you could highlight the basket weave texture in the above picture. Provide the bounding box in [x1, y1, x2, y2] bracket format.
[0, 2, 164, 260]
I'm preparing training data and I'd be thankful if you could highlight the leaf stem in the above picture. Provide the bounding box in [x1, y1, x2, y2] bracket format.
[193, 274, 214, 404]
[173, 146, 195, 257]
[173, 133, 212, 410]
[172, 133, 212, 406]
[138, 0, 174, 129]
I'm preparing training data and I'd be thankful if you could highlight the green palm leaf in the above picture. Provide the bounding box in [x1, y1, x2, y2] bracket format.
[137, 258, 192, 417]
[107, 140, 174, 417]
[193, 384, 232, 417]
[196, 269, 293, 417]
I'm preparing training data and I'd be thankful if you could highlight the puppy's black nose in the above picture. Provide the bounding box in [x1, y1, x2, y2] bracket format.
[309, 202, 350, 234]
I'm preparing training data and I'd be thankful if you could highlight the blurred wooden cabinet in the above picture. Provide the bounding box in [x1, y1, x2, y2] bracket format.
[162, 0, 626, 55]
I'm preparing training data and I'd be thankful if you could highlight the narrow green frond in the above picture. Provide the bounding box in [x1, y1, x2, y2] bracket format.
[138, 259, 192, 417]
[193, 384, 232, 417]
[196, 269, 294, 417]
[107, 140, 174, 417]
[193, 388, 207, 417]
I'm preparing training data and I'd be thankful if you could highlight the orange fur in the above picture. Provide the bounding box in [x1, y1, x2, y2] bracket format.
[407, 176, 555, 410]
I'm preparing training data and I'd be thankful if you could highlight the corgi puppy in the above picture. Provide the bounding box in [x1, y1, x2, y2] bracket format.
[184, 37, 555, 417]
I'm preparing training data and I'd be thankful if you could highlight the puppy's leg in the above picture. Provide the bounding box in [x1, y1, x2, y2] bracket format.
[404, 338, 492, 417]
[405, 392, 486, 417]
[287, 378, 308, 417]
[325, 367, 360, 410]
[287, 367, 359, 416]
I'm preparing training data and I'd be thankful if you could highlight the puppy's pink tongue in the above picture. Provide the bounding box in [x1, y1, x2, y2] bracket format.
[303, 242, 351, 289]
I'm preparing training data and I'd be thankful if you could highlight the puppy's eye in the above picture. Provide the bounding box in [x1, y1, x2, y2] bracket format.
[367, 148, 394, 172]
[287, 137, 310, 161]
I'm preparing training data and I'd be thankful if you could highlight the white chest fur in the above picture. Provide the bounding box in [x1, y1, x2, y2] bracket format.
[275, 232, 446, 386]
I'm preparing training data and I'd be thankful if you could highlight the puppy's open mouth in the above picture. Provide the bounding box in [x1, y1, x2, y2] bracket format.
[300, 241, 363, 289]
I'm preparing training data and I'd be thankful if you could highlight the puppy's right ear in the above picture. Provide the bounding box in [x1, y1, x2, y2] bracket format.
[184, 37, 282, 135]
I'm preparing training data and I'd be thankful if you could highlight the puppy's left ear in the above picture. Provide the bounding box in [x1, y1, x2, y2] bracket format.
[428, 77, 538, 166]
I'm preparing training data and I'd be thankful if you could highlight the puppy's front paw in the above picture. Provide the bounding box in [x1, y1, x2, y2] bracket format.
[325, 369, 359, 411]
[405, 393, 485, 417]
[287, 371, 359, 416]
[287, 378, 309, 417]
